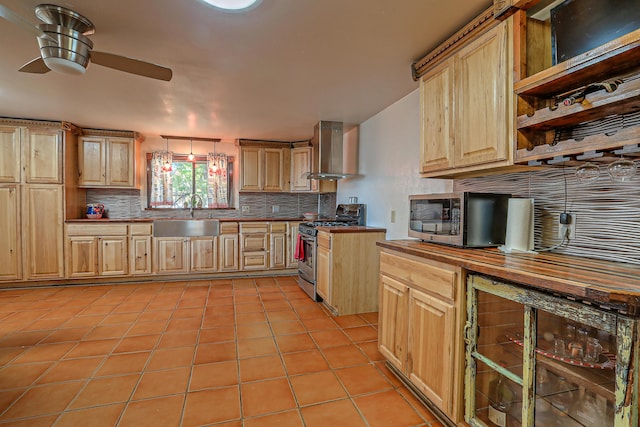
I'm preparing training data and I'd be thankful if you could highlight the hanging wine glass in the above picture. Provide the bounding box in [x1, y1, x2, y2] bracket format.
[575, 162, 600, 184]
[607, 157, 637, 182]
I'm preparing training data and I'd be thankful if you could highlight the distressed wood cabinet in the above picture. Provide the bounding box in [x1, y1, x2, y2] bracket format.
[129, 224, 152, 275]
[218, 222, 239, 272]
[378, 248, 465, 424]
[465, 274, 637, 427]
[240, 222, 269, 270]
[66, 224, 129, 278]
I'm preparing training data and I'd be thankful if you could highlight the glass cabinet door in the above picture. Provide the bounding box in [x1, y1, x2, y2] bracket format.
[465, 274, 634, 427]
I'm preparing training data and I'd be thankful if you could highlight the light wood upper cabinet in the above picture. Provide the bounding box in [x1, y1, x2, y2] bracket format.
[418, 16, 513, 177]
[23, 184, 64, 280]
[0, 126, 21, 183]
[24, 127, 62, 184]
[78, 136, 136, 188]
[239, 145, 288, 192]
[290, 146, 312, 192]
[420, 61, 454, 173]
[0, 185, 21, 281]
[454, 21, 512, 168]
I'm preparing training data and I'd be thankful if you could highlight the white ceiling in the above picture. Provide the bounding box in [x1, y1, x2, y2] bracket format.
[0, 0, 491, 141]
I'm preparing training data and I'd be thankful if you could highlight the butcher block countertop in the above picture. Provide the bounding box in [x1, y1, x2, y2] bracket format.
[377, 240, 640, 315]
[65, 217, 305, 223]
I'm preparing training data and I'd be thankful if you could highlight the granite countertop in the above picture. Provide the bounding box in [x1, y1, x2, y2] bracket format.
[378, 239, 640, 315]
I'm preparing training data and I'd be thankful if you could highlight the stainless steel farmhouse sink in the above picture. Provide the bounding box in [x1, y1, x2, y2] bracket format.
[152, 219, 220, 237]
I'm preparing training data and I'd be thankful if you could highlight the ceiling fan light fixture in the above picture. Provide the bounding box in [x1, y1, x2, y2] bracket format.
[42, 56, 87, 74]
[200, 0, 261, 11]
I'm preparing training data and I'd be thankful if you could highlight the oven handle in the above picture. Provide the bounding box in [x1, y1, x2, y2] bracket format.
[299, 234, 315, 243]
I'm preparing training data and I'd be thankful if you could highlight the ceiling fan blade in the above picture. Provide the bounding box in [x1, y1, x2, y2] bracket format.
[19, 57, 51, 74]
[0, 4, 57, 43]
[91, 51, 173, 81]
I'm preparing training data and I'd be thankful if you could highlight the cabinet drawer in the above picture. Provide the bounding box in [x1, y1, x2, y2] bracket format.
[270, 222, 287, 233]
[241, 234, 268, 252]
[240, 222, 269, 234]
[317, 232, 331, 250]
[380, 250, 457, 301]
[130, 223, 152, 235]
[67, 224, 128, 236]
[219, 222, 239, 234]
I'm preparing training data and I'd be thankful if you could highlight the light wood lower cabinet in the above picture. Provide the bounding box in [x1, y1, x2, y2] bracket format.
[66, 224, 129, 278]
[0, 185, 21, 281]
[240, 222, 269, 270]
[153, 238, 189, 274]
[190, 237, 218, 272]
[316, 229, 385, 316]
[219, 222, 239, 272]
[24, 184, 64, 279]
[378, 248, 465, 425]
[269, 222, 287, 269]
[130, 236, 151, 275]
[286, 221, 301, 269]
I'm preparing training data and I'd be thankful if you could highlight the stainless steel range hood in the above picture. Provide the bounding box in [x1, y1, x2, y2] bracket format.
[307, 121, 354, 180]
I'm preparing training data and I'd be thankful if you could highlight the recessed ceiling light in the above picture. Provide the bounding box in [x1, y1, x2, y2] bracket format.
[200, 0, 261, 11]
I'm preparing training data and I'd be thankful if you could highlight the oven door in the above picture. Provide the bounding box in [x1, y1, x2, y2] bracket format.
[297, 233, 316, 284]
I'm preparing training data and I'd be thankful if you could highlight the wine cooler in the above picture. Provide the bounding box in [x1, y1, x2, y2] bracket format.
[464, 274, 637, 427]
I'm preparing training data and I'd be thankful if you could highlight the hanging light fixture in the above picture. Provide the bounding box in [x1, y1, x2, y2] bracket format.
[161, 137, 173, 172]
[188, 138, 196, 162]
[209, 140, 219, 176]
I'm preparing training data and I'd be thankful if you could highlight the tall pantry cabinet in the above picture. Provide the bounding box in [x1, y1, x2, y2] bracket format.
[0, 121, 65, 281]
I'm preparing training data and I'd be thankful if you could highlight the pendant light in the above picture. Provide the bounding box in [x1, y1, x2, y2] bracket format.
[161, 137, 173, 172]
[212, 140, 219, 174]
[188, 138, 196, 162]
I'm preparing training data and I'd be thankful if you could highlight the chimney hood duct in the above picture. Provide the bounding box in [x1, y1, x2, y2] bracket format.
[307, 121, 353, 180]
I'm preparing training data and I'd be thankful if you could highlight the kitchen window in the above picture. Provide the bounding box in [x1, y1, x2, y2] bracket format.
[147, 153, 233, 209]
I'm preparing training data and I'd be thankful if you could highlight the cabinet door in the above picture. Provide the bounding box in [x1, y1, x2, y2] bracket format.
[420, 61, 454, 173]
[24, 128, 62, 184]
[378, 274, 409, 371]
[219, 234, 239, 271]
[191, 237, 218, 272]
[269, 233, 286, 269]
[106, 138, 134, 187]
[290, 147, 312, 192]
[130, 236, 151, 275]
[240, 232, 268, 270]
[286, 222, 301, 268]
[408, 287, 456, 414]
[98, 237, 128, 276]
[262, 148, 285, 191]
[316, 245, 331, 302]
[455, 21, 511, 167]
[154, 238, 189, 274]
[67, 236, 98, 278]
[0, 186, 21, 280]
[0, 126, 21, 183]
[78, 137, 106, 186]
[23, 184, 64, 279]
[240, 147, 262, 191]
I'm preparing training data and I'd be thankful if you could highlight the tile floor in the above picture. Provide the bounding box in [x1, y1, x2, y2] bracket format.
[0, 276, 445, 427]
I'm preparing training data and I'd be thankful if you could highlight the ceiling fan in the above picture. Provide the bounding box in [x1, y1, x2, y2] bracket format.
[0, 3, 173, 81]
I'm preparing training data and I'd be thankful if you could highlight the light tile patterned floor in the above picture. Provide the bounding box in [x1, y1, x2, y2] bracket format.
[0, 276, 445, 427]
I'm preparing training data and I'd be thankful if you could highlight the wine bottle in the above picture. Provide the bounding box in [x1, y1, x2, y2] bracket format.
[487, 362, 516, 427]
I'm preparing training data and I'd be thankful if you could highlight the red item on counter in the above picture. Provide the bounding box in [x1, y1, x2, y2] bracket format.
[294, 234, 305, 260]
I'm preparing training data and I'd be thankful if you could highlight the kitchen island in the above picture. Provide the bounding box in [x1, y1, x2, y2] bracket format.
[377, 240, 640, 427]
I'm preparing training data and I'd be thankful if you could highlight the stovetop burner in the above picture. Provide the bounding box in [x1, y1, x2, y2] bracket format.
[304, 221, 352, 227]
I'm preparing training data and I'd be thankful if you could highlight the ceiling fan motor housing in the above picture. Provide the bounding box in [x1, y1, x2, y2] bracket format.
[37, 24, 93, 74]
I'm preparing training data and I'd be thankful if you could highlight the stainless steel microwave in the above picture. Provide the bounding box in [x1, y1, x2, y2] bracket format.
[409, 192, 511, 247]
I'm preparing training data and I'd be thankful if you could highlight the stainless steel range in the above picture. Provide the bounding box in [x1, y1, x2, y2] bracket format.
[296, 204, 365, 301]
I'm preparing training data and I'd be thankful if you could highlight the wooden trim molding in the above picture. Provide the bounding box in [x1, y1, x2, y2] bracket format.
[411, 6, 497, 80]
[81, 127, 142, 141]
[0, 117, 62, 129]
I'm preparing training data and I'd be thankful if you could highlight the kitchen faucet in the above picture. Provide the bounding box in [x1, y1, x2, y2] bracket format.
[189, 194, 204, 218]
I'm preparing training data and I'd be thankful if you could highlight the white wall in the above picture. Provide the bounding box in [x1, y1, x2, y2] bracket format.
[337, 89, 452, 239]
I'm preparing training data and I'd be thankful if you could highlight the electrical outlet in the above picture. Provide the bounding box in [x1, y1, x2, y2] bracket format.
[558, 213, 576, 240]
[241, 205, 250, 214]
[272, 205, 280, 213]
[390, 209, 396, 223]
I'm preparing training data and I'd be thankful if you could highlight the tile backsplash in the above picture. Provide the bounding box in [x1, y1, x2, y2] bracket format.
[86, 189, 336, 220]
